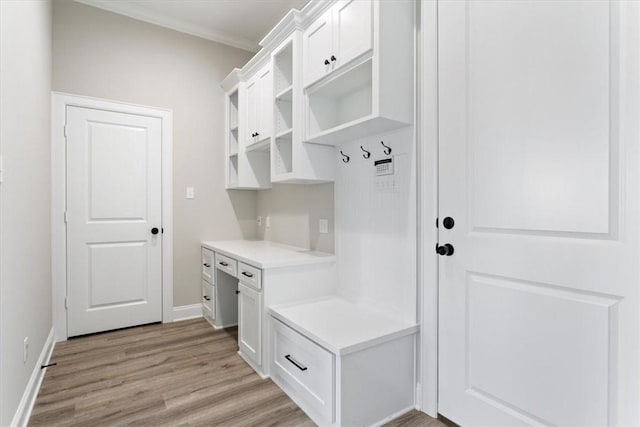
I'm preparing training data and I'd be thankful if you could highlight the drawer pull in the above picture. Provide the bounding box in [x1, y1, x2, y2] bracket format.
[285, 354, 308, 371]
[219, 261, 229, 267]
[203, 263, 211, 267]
[203, 296, 211, 301]
[241, 271, 254, 278]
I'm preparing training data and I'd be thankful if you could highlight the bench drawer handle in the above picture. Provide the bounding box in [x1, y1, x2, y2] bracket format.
[285, 354, 307, 371]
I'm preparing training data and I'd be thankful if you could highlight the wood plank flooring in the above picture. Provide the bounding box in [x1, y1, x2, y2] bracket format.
[30, 318, 444, 426]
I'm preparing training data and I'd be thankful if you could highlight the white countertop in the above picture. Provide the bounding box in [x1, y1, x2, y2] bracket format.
[269, 297, 418, 355]
[201, 240, 336, 269]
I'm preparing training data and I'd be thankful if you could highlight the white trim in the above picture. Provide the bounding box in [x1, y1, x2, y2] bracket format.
[10, 328, 55, 427]
[51, 92, 174, 341]
[418, 0, 439, 417]
[74, 0, 259, 52]
[173, 304, 203, 322]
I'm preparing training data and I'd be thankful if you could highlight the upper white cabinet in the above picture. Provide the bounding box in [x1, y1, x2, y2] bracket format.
[303, 0, 373, 88]
[272, 32, 335, 183]
[303, 0, 414, 145]
[222, 68, 271, 190]
[245, 64, 273, 151]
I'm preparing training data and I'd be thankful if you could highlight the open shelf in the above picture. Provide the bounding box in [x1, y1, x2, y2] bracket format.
[307, 59, 373, 142]
[245, 138, 271, 153]
[274, 137, 293, 176]
[275, 85, 293, 102]
[275, 98, 293, 134]
[229, 128, 238, 156]
[229, 90, 239, 131]
[228, 154, 238, 188]
[276, 128, 293, 139]
[274, 42, 293, 95]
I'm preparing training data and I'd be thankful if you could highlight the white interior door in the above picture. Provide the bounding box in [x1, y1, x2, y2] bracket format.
[66, 106, 163, 337]
[438, 1, 639, 426]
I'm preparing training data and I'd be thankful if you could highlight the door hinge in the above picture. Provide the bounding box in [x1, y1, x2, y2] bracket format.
[64, 296, 69, 309]
[64, 211, 68, 224]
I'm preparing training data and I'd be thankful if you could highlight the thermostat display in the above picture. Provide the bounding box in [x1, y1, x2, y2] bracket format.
[374, 157, 394, 176]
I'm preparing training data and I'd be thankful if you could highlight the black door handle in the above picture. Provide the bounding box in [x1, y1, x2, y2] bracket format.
[151, 227, 159, 235]
[436, 243, 454, 256]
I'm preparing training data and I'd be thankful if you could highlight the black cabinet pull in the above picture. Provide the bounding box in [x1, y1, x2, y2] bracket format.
[219, 261, 229, 267]
[285, 354, 308, 371]
[203, 296, 211, 301]
[236, 290, 240, 295]
[330, 55, 336, 62]
[324, 59, 330, 65]
[241, 271, 254, 278]
[203, 263, 211, 268]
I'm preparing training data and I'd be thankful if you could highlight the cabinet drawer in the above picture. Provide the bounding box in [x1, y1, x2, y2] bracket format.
[272, 318, 334, 422]
[202, 280, 215, 318]
[238, 262, 262, 290]
[215, 253, 237, 277]
[201, 248, 214, 284]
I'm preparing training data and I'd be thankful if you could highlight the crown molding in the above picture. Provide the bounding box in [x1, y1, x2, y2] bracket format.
[74, 0, 259, 52]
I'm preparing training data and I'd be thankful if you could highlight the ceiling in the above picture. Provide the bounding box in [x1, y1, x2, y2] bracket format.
[75, 0, 310, 52]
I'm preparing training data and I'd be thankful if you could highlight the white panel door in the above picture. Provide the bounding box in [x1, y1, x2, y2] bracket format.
[66, 106, 163, 337]
[438, 1, 639, 426]
[238, 283, 262, 366]
[303, 8, 333, 87]
[333, 0, 372, 71]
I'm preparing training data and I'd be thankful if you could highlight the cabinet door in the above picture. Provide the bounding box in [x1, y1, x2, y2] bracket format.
[245, 77, 259, 145]
[333, 0, 372, 69]
[257, 65, 272, 143]
[238, 283, 262, 366]
[303, 8, 333, 87]
[201, 248, 214, 284]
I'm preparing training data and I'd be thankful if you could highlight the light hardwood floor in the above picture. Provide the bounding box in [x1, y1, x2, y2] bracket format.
[30, 318, 443, 426]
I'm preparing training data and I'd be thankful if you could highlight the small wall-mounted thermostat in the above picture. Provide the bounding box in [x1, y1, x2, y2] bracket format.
[374, 157, 394, 176]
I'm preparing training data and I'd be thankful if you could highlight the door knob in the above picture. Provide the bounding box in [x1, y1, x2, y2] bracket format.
[330, 55, 336, 62]
[151, 227, 159, 235]
[324, 59, 330, 65]
[436, 243, 454, 256]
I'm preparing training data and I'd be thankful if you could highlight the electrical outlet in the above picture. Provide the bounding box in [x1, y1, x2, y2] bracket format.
[266, 216, 271, 228]
[23, 337, 29, 363]
[257, 216, 262, 226]
[319, 219, 329, 234]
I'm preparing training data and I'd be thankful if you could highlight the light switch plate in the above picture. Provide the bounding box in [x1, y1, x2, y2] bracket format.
[186, 187, 194, 199]
[319, 219, 329, 234]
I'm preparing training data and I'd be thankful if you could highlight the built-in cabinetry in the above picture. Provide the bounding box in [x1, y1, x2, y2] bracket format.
[201, 248, 215, 325]
[201, 240, 336, 377]
[303, 0, 414, 145]
[270, 298, 418, 427]
[272, 32, 334, 183]
[220, 0, 414, 187]
[303, 0, 373, 88]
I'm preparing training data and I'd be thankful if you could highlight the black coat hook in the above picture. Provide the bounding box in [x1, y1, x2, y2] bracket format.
[381, 141, 392, 155]
[360, 146, 371, 159]
[340, 150, 350, 163]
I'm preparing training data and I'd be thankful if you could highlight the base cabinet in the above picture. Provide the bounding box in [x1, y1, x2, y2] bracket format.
[238, 283, 263, 366]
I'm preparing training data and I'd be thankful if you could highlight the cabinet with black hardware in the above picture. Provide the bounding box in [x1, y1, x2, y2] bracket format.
[303, 0, 414, 146]
[201, 247, 215, 325]
[201, 240, 336, 378]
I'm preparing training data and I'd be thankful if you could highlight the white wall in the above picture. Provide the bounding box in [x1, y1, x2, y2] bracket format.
[0, 0, 53, 424]
[335, 127, 417, 323]
[52, 0, 256, 306]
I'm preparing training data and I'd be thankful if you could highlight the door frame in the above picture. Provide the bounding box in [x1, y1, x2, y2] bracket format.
[51, 92, 174, 341]
[418, 0, 439, 417]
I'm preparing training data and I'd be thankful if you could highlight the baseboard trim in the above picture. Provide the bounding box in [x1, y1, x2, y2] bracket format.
[173, 304, 203, 321]
[11, 328, 56, 427]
